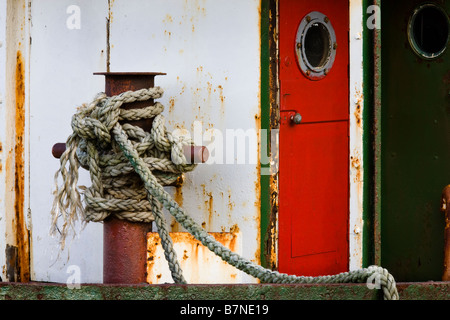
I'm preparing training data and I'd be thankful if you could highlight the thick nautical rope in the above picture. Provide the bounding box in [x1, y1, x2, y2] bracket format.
[51, 87, 192, 283]
[113, 122, 399, 299]
[52, 87, 399, 300]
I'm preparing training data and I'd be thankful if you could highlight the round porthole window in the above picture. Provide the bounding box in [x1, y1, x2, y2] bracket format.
[408, 4, 450, 59]
[295, 11, 337, 80]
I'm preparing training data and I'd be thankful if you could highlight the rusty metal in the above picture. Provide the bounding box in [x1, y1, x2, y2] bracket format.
[372, 0, 382, 267]
[97, 72, 163, 284]
[5, 244, 19, 282]
[52, 73, 209, 162]
[52, 142, 208, 164]
[261, 0, 279, 271]
[103, 215, 152, 284]
[51, 143, 66, 159]
[94, 72, 166, 132]
[51, 72, 208, 284]
[147, 232, 240, 284]
[13, 49, 30, 282]
[442, 185, 450, 281]
[186, 145, 209, 164]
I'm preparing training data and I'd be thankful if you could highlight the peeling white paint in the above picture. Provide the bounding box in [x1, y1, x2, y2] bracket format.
[349, 0, 364, 271]
[0, 0, 31, 282]
[4, 0, 361, 284]
[28, 0, 108, 283]
[26, 0, 261, 284]
[109, 0, 261, 283]
[147, 232, 243, 284]
[0, 0, 7, 281]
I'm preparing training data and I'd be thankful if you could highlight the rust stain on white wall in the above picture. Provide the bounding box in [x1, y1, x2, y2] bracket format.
[147, 231, 242, 284]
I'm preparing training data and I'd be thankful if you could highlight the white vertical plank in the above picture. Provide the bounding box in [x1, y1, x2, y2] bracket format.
[109, 0, 261, 283]
[1, 0, 30, 282]
[349, 0, 364, 271]
[0, 0, 7, 281]
[29, 0, 108, 283]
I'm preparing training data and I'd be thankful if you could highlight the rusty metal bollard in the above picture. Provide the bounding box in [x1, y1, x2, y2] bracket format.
[442, 185, 450, 281]
[52, 72, 208, 284]
[100, 72, 159, 284]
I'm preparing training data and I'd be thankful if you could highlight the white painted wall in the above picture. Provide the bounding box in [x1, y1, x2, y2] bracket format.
[349, 0, 364, 271]
[29, 0, 108, 283]
[2, 0, 366, 284]
[0, 0, 31, 282]
[27, 0, 261, 284]
[0, 0, 7, 281]
[109, 0, 261, 283]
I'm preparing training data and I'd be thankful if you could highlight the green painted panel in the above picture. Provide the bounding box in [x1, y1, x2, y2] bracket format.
[260, 0, 271, 269]
[362, 0, 376, 268]
[2, 282, 450, 300]
[380, 0, 450, 281]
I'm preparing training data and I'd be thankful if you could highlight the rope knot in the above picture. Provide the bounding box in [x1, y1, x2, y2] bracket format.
[51, 86, 197, 249]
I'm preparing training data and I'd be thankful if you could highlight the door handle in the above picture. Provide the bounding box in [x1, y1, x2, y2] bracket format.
[291, 113, 302, 124]
[281, 111, 302, 125]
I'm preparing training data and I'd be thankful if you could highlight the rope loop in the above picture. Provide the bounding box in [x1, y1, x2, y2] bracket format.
[51, 87, 196, 244]
[51, 87, 399, 299]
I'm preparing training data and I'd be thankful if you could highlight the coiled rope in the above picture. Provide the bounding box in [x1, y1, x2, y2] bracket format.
[51, 87, 399, 300]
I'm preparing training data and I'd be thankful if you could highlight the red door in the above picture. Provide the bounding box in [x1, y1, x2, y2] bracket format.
[278, 0, 349, 276]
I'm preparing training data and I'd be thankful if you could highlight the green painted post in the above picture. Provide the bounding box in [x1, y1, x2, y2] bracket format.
[362, 0, 376, 268]
[260, 0, 271, 269]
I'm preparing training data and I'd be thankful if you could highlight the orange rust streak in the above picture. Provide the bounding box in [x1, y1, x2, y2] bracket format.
[353, 90, 363, 128]
[354, 102, 362, 127]
[255, 111, 261, 265]
[147, 232, 240, 284]
[171, 185, 184, 231]
[14, 50, 30, 282]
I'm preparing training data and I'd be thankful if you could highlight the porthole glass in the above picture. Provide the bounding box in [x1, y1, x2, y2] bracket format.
[295, 11, 337, 80]
[408, 4, 450, 59]
[304, 23, 331, 68]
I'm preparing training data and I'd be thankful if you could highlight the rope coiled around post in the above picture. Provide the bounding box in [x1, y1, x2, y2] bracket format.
[51, 87, 193, 283]
[51, 87, 399, 300]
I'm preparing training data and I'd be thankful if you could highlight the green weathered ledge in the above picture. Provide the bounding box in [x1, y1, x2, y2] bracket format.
[1, 282, 449, 300]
